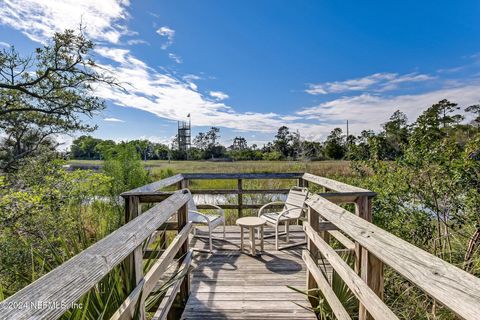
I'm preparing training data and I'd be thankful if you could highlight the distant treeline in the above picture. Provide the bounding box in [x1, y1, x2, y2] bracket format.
[70, 99, 479, 161]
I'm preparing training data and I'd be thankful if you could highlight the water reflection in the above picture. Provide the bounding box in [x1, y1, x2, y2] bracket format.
[193, 193, 287, 205]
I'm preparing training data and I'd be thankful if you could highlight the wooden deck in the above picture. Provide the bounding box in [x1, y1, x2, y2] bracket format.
[181, 225, 317, 319]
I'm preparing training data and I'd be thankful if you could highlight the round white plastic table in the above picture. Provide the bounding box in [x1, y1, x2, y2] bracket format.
[236, 217, 266, 255]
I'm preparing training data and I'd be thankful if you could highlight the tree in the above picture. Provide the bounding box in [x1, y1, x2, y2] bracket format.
[230, 137, 248, 150]
[0, 29, 117, 170]
[466, 104, 480, 129]
[435, 99, 463, 129]
[193, 132, 208, 150]
[273, 126, 291, 158]
[324, 128, 346, 159]
[94, 140, 116, 159]
[70, 135, 102, 159]
[206, 127, 220, 146]
[382, 110, 410, 158]
[192, 127, 226, 159]
[132, 140, 152, 162]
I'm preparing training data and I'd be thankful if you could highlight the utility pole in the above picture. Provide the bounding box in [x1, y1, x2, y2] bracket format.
[346, 120, 350, 153]
[346, 120, 349, 139]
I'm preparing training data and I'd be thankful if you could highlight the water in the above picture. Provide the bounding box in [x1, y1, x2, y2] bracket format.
[193, 193, 287, 205]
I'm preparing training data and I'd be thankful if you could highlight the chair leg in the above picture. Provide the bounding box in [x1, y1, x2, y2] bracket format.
[275, 225, 279, 251]
[208, 225, 213, 253]
[285, 221, 289, 243]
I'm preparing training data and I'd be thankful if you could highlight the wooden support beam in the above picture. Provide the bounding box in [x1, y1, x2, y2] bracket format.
[124, 195, 145, 319]
[306, 194, 480, 320]
[0, 191, 190, 320]
[237, 179, 243, 218]
[171, 202, 190, 319]
[152, 250, 194, 320]
[121, 174, 184, 195]
[356, 196, 383, 320]
[303, 251, 352, 320]
[302, 173, 375, 195]
[304, 222, 397, 320]
[181, 178, 189, 189]
[306, 207, 320, 308]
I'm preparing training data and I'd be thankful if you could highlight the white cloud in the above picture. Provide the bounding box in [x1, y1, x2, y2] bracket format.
[156, 26, 175, 49]
[94, 51, 294, 132]
[209, 91, 229, 101]
[0, 41, 10, 47]
[104, 117, 125, 122]
[1, 0, 478, 143]
[306, 72, 435, 95]
[183, 74, 201, 81]
[126, 39, 149, 46]
[298, 83, 480, 137]
[168, 53, 182, 64]
[0, 0, 130, 44]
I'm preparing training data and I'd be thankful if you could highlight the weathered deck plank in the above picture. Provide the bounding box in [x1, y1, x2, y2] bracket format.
[181, 225, 318, 319]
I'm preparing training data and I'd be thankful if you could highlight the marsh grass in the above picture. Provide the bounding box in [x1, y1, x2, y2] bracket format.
[288, 253, 357, 320]
[30, 222, 188, 320]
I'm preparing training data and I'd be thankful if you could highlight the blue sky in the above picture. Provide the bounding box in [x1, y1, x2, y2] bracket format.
[1, 0, 480, 148]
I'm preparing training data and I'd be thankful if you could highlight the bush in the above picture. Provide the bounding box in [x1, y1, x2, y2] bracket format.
[0, 153, 112, 294]
[262, 151, 283, 160]
[103, 143, 150, 196]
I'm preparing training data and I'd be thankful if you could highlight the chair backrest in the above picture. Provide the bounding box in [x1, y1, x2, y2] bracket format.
[283, 187, 308, 219]
[185, 189, 198, 212]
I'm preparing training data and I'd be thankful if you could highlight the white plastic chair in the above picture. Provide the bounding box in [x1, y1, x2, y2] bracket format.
[186, 190, 226, 252]
[258, 186, 308, 250]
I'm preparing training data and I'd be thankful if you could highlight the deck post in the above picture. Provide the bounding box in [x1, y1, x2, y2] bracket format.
[356, 195, 383, 320]
[169, 201, 190, 319]
[238, 179, 243, 218]
[298, 178, 304, 187]
[306, 206, 320, 308]
[124, 195, 145, 319]
[181, 178, 189, 189]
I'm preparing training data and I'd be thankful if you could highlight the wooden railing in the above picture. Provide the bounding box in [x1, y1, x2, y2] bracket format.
[3, 172, 480, 320]
[303, 188, 480, 320]
[0, 190, 193, 320]
[122, 172, 304, 217]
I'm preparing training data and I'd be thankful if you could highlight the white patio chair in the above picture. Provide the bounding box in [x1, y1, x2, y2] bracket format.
[186, 190, 226, 252]
[258, 186, 308, 250]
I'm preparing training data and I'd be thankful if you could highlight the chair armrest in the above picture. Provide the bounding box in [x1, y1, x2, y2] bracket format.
[196, 204, 225, 219]
[258, 201, 286, 217]
[188, 210, 211, 223]
[275, 205, 307, 224]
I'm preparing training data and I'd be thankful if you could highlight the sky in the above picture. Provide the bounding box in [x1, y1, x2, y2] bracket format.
[1, 0, 480, 149]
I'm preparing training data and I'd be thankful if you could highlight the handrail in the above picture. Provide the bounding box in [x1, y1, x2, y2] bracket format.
[304, 193, 480, 320]
[302, 172, 376, 198]
[0, 190, 192, 320]
[182, 172, 303, 180]
[121, 174, 184, 196]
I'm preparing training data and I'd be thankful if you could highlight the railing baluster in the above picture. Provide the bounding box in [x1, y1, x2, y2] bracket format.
[237, 179, 243, 218]
[124, 195, 145, 319]
[355, 195, 383, 320]
[177, 201, 190, 313]
[306, 206, 320, 308]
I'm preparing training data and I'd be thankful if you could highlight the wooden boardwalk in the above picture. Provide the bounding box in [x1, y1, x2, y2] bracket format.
[181, 225, 317, 319]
